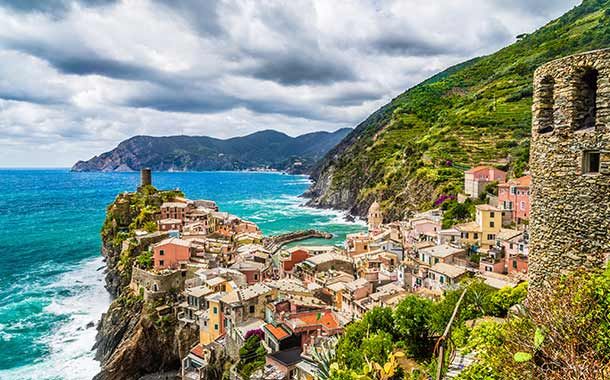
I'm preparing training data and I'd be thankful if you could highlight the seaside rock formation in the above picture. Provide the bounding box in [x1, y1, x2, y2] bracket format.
[529, 48, 610, 289]
[94, 189, 198, 380]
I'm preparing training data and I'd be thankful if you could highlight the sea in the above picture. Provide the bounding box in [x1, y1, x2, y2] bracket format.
[0, 169, 365, 380]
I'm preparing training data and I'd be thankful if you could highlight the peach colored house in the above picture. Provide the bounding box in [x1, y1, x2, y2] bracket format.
[152, 238, 192, 270]
[498, 175, 531, 224]
[464, 166, 507, 198]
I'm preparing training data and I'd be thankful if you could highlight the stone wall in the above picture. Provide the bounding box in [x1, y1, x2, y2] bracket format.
[130, 266, 186, 301]
[529, 48, 610, 289]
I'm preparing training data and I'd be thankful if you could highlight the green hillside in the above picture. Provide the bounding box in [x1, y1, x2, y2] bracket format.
[309, 0, 610, 220]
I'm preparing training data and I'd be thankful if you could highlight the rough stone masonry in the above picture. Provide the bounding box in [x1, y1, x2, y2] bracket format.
[529, 48, 610, 289]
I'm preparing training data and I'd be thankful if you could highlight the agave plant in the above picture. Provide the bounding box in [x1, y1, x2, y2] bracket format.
[310, 336, 339, 380]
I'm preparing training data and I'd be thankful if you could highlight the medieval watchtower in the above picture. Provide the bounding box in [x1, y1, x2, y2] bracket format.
[529, 49, 610, 289]
[139, 168, 152, 190]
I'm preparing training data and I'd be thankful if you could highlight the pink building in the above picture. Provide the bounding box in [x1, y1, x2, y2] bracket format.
[464, 166, 507, 198]
[152, 238, 192, 270]
[498, 175, 531, 224]
[160, 202, 187, 221]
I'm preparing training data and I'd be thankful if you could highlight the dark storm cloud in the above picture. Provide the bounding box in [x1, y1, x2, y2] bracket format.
[246, 54, 356, 86]
[126, 90, 241, 114]
[0, 90, 64, 105]
[0, 0, 118, 17]
[371, 33, 452, 56]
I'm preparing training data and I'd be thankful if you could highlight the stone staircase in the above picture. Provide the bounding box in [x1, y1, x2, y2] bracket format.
[444, 351, 477, 379]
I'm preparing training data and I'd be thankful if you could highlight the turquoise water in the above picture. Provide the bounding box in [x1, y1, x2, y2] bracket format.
[0, 169, 364, 380]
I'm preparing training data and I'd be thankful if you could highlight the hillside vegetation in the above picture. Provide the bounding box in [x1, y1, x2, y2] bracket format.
[308, 0, 610, 220]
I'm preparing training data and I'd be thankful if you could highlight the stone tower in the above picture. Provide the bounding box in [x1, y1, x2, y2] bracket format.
[139, 168, 152, 189]
[529, 48, 610, 289]
[367, 200, 383, 233]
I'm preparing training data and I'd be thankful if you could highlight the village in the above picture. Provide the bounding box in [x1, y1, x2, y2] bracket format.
[117, 165, 532, 380]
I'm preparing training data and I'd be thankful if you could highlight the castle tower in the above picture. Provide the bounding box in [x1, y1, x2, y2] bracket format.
[367, 200, 383, 233]
[529, 48, 610, 289]
[140, 168, 152, 189]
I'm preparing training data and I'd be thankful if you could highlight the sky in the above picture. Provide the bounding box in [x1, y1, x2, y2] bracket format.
[0, 0, 581, 167]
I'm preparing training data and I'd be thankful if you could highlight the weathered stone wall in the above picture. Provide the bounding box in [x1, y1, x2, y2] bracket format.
[130, 266, 186, 301]
[529, 48, 610, 289]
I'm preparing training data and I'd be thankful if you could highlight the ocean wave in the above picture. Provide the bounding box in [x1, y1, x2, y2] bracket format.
[0, 257, 111, 380]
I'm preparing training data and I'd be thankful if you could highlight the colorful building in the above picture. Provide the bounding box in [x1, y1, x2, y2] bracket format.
[464, 166, 507, 198]
[498, 175, 531, 224]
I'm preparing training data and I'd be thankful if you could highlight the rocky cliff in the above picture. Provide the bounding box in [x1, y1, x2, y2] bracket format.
[306, 0, 610, 219]
[72, 128, 351, 174]
[93, 187, 198, 380]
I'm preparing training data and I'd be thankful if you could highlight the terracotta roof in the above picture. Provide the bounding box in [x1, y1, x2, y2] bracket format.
[287, 310, 341, 331]
[190, 344, 206, 359]
[154, 237, 192, 248]
[264, 323, 291, 341]
[498, 175, 532, 188]
[465, 165, 496, 174]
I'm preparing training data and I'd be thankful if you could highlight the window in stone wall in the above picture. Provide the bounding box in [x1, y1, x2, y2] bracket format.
[576, 68, 598, 131]
[583, 150, 601, 174]
[538, 75, 555, 134]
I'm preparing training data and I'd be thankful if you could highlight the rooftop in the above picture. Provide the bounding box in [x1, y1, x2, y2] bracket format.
[303, 253, 352, 266]
[154, 237, 192, 248]
[268, 347, 303, 366]
[264, 323, 291, 341]
[429, 263, 468, 278]
[419, 244, 464, 258]
[498, 175, 532, 188]
[161, 202, 187, 208]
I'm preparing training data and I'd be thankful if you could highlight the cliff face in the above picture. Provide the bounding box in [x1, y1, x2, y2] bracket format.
[94, 188, 198, 380]
[306, 0, 610, 219]
[72, 128, 351, 174]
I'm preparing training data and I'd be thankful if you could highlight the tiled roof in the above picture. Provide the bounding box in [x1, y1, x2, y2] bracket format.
[465, 165, 495, 174]
[264, 323, 291, 341]
[190, 344, 206, 359]
[286, 310, 341, 331]
[498, 175, 532, 188]
[154, 237, 192, 248]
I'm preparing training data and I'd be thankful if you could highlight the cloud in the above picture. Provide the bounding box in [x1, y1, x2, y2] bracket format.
[0, 0, 118, 17]
[0, 0, 582, 167]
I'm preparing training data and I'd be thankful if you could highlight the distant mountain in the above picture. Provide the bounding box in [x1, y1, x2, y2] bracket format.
[71, 128, 351, 174]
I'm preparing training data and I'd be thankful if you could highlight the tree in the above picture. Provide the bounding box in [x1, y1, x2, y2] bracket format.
[393, 296, 433, 358]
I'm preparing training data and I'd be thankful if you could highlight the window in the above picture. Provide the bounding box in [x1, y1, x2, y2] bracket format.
[214, 323, 218, 331]
[213, 306, 218, 314]
[576, 68, 598, 131]
[509, 243, 514, 250]
[159, 249, 164, 256]
[583, 151, 600, 174]
[249, 305, 255, 313]
[538, 75, 555, 134]
[513, 260, 518, 269]
[490, 221, 495, 228]
[440, 276, 445, 284]
[490, 212, 495, 218]
[487, 234, 495, 241]
[434, 258, 440, 264]
[253, 273, 259, 281]
[474, 233, 479, 239]
[159, 260, 164, 266]
[520, 201, 526, 211]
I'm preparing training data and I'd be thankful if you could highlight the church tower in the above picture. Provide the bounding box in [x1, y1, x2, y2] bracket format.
[367, 200, 383, 233]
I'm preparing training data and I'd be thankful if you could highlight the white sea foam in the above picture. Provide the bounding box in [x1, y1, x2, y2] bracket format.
[0, 257, 111, 380]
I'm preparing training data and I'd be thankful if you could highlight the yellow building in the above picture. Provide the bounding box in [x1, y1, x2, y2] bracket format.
[455, 205, 502, 249]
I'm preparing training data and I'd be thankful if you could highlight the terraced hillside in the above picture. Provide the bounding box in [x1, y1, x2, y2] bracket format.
[307, 0, 610, 220]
